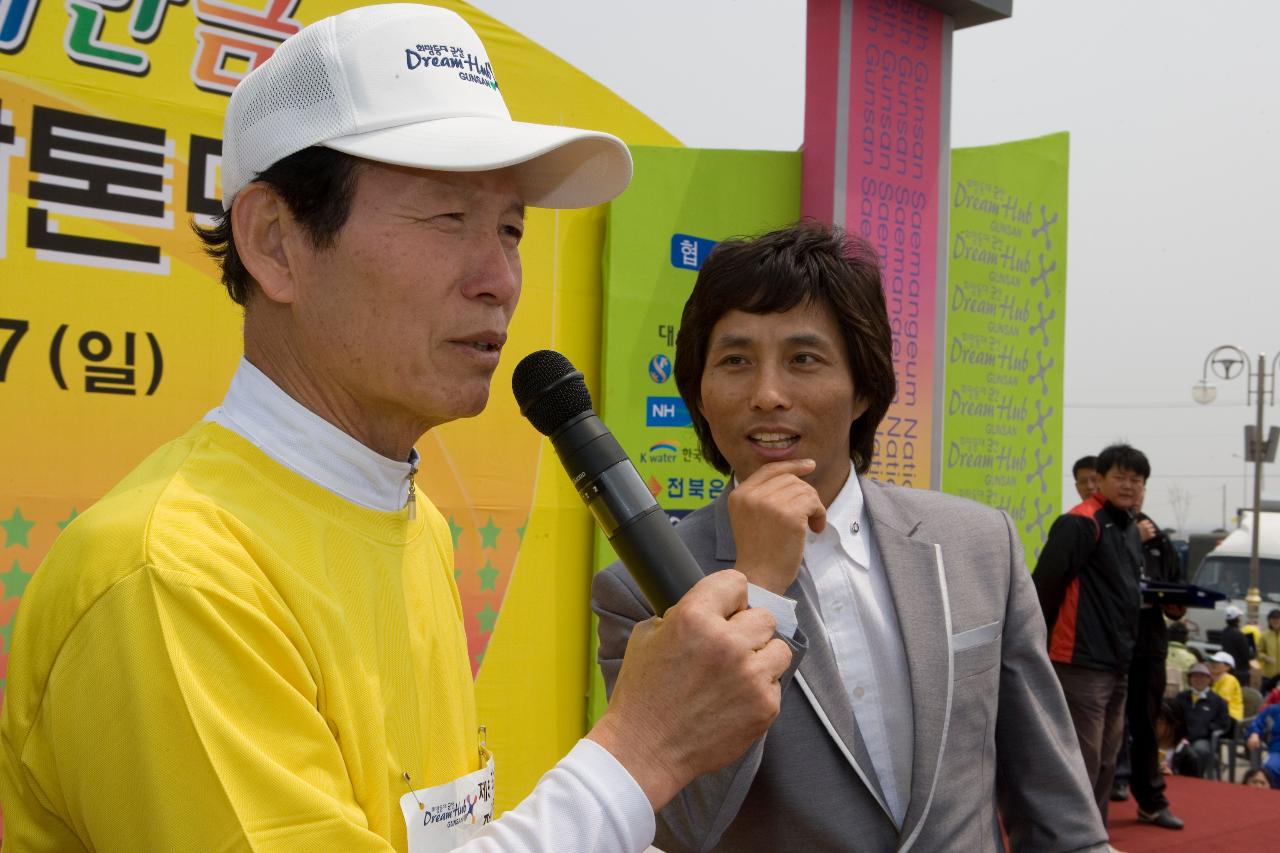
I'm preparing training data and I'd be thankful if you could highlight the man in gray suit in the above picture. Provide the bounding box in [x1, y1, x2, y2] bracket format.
[592, 222, 1107, 852]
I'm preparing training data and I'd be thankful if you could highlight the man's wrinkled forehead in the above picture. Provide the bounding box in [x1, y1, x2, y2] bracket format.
[356, 160, 526, 218]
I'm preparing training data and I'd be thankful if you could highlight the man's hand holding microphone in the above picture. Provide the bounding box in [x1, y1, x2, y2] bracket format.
[513, 351, 823, 812]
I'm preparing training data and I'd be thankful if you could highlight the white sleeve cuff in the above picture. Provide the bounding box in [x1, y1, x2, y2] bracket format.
[747, 583, 799, 638]
[461, 738, 654, 853]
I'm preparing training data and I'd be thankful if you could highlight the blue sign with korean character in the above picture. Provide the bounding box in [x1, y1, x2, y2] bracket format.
[670, 233, 717, 271]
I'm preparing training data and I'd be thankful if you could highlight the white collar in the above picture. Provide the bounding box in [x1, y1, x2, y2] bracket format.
[207, 358, 419, 512]
[807, 461, 869, 566]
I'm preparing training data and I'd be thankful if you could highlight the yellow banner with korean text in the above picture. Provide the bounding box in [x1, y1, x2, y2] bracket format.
[0, 0, 678, 818]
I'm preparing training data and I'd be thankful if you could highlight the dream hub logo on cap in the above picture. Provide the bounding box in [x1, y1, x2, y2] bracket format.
[404, 43, 500, 90]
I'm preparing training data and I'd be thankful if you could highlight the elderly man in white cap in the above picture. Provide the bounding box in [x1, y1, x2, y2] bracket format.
[0, 6, 792, 852]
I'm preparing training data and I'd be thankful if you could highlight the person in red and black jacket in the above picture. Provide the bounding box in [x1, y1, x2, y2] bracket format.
[1034, 443, 1148, 829]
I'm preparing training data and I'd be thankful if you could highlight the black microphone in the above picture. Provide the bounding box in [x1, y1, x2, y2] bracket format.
[512, 350, 705, 614]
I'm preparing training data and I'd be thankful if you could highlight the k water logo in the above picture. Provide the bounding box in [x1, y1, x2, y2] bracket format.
[640, 441, 679, 464]
[648, 354, 672, 383]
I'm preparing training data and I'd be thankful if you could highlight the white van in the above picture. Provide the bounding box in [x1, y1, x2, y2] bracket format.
[1187, 510, 1280, 645]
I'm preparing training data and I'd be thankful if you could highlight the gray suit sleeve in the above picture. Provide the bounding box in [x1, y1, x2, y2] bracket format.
[993, 512, 1110, 853]
[590, 565, 805, 853]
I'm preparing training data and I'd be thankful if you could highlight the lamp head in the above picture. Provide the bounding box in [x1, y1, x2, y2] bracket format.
[1191, 380, 1218, 405]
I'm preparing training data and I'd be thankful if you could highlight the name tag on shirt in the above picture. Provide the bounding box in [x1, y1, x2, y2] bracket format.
[400, 757, 495, 853]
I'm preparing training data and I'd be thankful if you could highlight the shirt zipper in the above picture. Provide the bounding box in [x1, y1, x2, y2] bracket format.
[406, 465, 417, 519]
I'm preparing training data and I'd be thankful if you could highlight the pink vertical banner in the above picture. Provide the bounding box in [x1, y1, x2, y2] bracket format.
[803, 0, 944, 489]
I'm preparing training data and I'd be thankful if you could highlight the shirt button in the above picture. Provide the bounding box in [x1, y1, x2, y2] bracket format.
[850, 521, 860, 535]
[853, 686, 866, 699]
[833, 601, 845, 612]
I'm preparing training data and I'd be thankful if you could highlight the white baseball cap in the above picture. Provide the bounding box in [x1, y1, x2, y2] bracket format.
[220, 3, 632, 210]
[1210, 650, 1235, 668]
[1224, 604, 1243, 621]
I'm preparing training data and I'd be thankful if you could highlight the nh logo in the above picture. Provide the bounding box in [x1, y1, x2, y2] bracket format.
[646, 396, 691, 427]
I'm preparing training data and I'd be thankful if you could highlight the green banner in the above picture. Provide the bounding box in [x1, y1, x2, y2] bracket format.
[941, 133, 1069, 564]
[588, 146, 801, 721]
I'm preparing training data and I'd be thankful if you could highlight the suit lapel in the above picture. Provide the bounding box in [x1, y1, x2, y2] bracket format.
[791, 568, 894, 819]
[714, 488, 894, 822]
[861, 479, 953, 847]
[712, 489, 736, 562]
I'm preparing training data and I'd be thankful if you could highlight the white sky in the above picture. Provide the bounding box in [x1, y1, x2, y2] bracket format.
[473, 0, 1280, 534]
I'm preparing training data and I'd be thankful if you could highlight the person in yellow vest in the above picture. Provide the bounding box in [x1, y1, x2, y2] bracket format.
[1259, 608, 1280, 693]
[0, 6, 796, 852]
[1209, 650, 1245, 721]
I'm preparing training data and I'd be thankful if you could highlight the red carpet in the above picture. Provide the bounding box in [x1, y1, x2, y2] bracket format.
[1105, 775, 1280, 852]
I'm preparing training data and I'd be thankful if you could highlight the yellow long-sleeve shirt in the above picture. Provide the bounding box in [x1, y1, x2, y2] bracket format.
[1259, 628, 1280, 680]
[1213, 672, 1244, 721]
[0, 422, 478, 852]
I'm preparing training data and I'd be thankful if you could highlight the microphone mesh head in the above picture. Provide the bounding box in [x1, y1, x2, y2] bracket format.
[511, 350, 594, 435]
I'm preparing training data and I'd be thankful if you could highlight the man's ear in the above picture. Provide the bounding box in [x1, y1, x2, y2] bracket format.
[231, 183, 299, 305]
[851, 394, 870, 422]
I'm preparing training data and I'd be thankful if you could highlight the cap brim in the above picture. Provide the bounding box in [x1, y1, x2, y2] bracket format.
[322, 116, 632, 209]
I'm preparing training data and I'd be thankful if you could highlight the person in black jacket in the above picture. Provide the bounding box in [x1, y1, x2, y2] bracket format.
[1170, 664, 1232, 777]
[1220, 605, 1256, 687]
[1034, 443, 1148, 827]
[1110, 489, 1185, 828]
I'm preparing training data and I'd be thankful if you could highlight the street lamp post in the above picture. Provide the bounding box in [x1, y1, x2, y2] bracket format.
[1193, 345, 1279, 626]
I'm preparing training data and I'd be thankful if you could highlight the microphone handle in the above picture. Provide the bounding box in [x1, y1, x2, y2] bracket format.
[550, 411, 705, 614]
[608, 507, 706, 614]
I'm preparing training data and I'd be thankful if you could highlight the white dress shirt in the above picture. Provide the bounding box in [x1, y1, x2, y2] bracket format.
[804, 462, 914, 827]
[206, 357, 655, 852]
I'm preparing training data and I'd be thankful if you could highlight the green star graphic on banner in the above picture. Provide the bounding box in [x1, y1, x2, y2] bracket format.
[478, 517, 501, 549]
[454, 568, 461, 581]
[516, 519, 528, 542]
[447, 515, 463, 550]
[0, 619, 12, 654]
[475, 603, 498, 634]
[473, 651, 485, 669]
[2, 508, 35, 548]
[2, 561, 31, 599]
[57, 508, 79, 530]
[477, 560, 499, 591]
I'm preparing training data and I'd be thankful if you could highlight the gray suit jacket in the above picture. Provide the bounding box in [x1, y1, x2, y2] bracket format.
[592, 477, 1107, 852]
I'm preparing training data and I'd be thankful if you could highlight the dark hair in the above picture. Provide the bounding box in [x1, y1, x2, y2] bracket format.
[1072, 455, 1098, 478]
[1242, 768, 1271, 787]
[1096, 443, 1151, 480]
[1268, 608, 1280, 621]
[1167, 621, 1189, 643]
[193, 146, 364, 306]
[674, 221, 895, 476]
